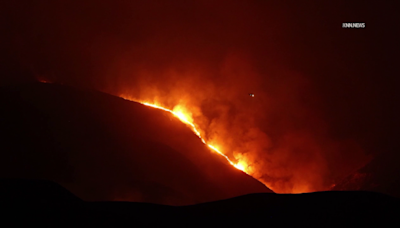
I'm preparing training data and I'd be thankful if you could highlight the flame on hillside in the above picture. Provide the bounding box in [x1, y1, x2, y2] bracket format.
[134, 100, 250, 173]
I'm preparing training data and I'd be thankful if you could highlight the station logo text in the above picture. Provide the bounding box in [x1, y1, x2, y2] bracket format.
[342, 23, 365, 28]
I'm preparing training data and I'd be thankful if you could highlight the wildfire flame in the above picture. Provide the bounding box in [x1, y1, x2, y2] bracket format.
[140, 102, 248, 173]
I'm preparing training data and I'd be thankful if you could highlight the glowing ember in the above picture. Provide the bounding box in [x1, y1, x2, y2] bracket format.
[234, 163, 246, 172]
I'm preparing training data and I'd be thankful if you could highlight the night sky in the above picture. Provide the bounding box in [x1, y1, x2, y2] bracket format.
[0, 0, 398, 194]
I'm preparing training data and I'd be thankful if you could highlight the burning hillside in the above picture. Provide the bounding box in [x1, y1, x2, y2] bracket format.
[0, 82, 272, 205]
[1, 0, 393, 195]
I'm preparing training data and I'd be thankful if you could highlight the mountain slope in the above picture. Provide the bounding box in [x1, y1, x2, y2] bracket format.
[0, 82, 272, 205]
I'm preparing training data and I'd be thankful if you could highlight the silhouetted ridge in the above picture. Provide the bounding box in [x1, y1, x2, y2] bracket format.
[182, 191, 400, 215]
[0, 179, 399, 227]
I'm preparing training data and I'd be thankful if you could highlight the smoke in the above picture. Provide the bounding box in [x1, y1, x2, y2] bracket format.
[1, 0, 384, 193]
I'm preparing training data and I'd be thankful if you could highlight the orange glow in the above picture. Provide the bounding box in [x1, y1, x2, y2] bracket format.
[126, 99, 251, 174]
[37, 78, 51, 84]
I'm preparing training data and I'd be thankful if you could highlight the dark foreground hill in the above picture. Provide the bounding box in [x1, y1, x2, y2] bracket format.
[1, 179, 399, 227]
[0, 82, 271, 205]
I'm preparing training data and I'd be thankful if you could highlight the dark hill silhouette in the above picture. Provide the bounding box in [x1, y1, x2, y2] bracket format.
[1, 179, 399, 227]
[0, 82, 272, 206]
